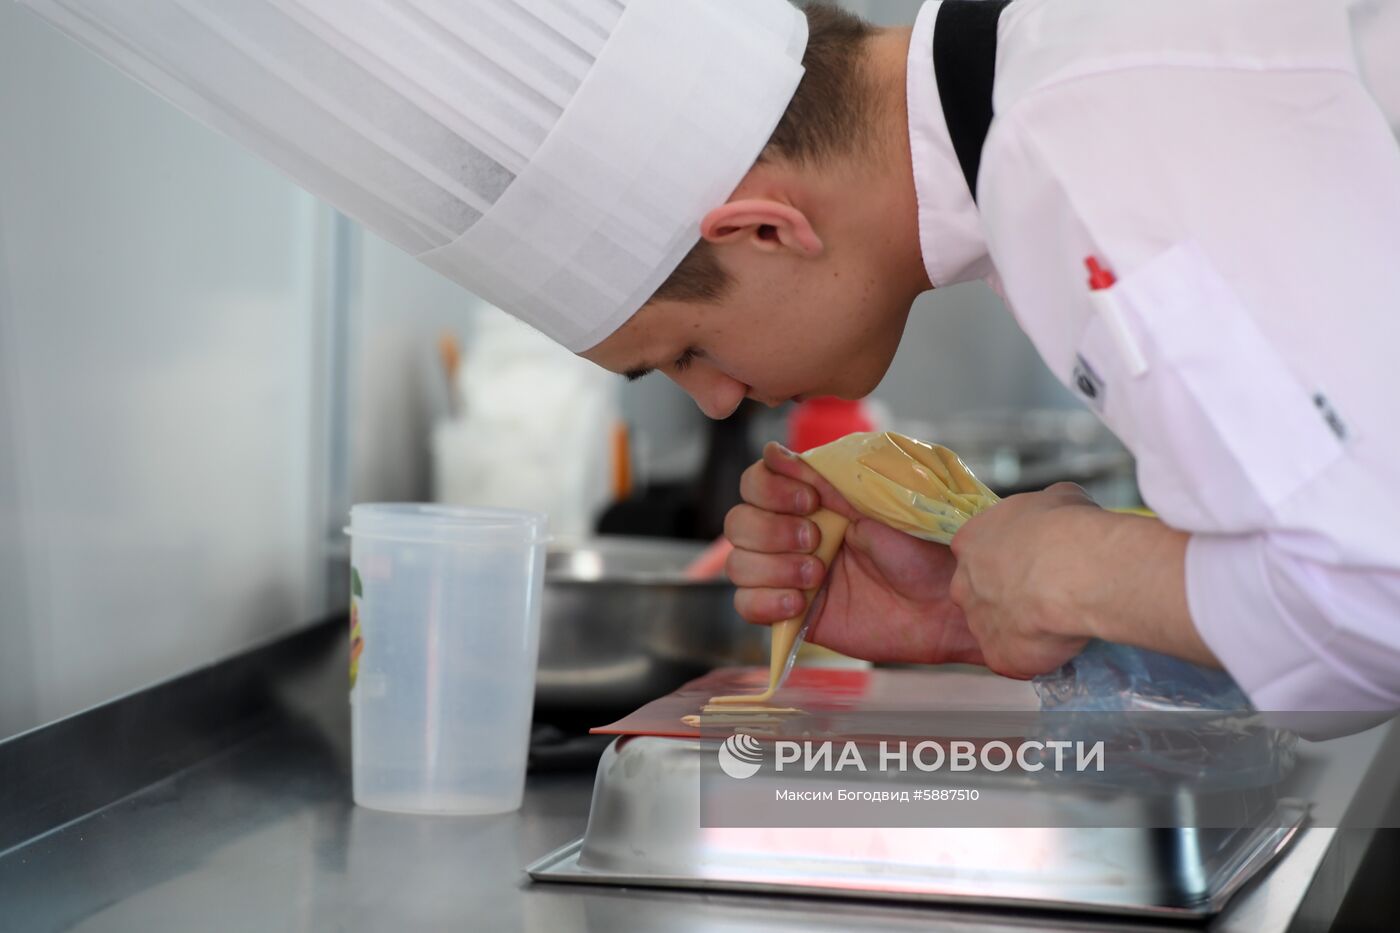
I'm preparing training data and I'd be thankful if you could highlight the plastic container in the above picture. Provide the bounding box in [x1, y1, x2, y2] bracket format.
[345, 504, 549, 815]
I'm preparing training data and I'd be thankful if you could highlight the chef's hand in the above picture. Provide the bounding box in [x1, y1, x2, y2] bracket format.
[948, 484, 1099, 679]
[952, 483, 1220, 675]
[725, 443, 985, 666]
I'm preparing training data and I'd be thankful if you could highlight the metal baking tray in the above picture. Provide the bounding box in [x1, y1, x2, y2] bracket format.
[528, 736, 1307, 919]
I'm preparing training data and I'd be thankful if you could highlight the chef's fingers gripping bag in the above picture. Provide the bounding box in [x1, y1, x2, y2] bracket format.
[709, 431, 1001, 708]
[800, 431, 1000, 544]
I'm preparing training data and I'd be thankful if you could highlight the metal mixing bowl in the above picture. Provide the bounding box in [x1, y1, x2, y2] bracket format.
[536, 537, 768, 722]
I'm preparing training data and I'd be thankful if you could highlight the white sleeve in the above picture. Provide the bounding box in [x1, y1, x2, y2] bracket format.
[1351, 0, 1400, 133]
[1188, 532, 1400, 712]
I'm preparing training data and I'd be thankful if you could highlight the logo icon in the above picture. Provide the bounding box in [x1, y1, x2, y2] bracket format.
[1072, 353, 1105, 412]
[717, 733, 764, 779]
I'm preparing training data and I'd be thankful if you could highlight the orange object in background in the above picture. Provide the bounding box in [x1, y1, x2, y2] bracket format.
[611, 421, 633, 502]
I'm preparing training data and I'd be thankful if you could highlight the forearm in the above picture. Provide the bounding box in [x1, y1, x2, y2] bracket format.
[1049, 509, 1219, 667]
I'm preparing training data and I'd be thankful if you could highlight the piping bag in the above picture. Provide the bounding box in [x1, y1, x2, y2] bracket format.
[706, 431, 1000, 708]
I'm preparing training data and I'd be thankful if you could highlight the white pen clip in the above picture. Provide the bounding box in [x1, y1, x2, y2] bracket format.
[1085, 256, 1149, 378]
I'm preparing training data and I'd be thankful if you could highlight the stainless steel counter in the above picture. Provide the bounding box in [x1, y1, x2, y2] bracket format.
[1, 619, 1397, 932]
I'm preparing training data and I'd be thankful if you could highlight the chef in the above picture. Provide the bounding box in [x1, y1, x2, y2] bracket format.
[586, 0, 1400, 717]
[25, 0, 1400, 714]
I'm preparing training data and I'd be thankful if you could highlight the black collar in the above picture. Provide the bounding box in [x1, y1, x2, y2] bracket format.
[932, 0, 1012, 204]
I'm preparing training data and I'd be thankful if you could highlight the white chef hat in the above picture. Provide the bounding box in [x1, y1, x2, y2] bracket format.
[21, 0, 809, 350]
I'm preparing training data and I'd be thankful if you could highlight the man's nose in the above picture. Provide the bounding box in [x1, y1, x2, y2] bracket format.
[691, 387, 744, 420]
[669, 366, 745, 420]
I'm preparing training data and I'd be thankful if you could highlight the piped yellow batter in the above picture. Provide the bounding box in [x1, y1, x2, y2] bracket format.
[680, 706, 802, 728]
[699, 432, 1000, 714]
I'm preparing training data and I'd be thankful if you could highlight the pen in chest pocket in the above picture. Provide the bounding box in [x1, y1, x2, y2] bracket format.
[1086, 256, 1150, 378]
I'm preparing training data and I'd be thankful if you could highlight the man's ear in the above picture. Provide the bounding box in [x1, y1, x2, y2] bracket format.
[700, 199, 824, 257]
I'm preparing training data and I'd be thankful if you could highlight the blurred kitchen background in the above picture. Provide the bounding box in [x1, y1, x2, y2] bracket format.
[0, 0, 1134, 743]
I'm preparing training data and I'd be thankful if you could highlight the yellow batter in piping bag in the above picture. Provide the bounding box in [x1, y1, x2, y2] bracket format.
[706, 431, 1000, 708]
[709, 507, 849, 706]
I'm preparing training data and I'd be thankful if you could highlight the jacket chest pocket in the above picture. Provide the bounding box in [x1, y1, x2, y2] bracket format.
[1067, 241, 1345, 531]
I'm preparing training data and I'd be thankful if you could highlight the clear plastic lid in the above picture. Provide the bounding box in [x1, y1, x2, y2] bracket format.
[346, 504, 549, 547]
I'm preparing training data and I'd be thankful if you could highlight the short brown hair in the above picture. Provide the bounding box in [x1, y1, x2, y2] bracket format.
[649, 4, 876, 305]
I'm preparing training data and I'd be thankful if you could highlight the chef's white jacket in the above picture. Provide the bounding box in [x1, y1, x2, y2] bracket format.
[908, 0, 1400, 712]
